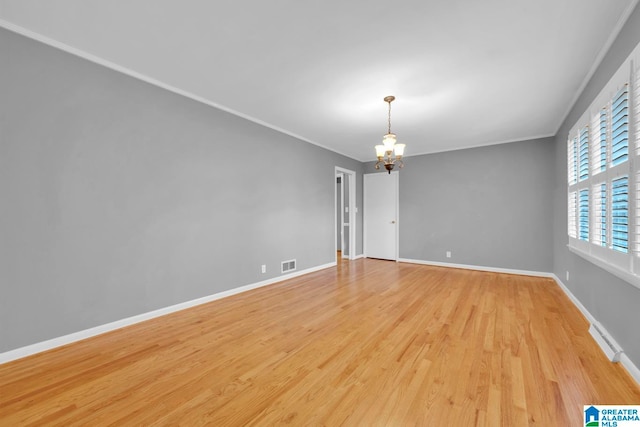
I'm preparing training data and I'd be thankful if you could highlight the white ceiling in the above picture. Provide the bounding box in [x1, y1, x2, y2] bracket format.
[1, 0, 638, 161]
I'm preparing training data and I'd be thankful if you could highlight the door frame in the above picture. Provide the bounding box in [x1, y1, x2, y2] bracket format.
[363, 171, 399, 261]
[336, 172, 345, 257]
[335, 167, 356, 261]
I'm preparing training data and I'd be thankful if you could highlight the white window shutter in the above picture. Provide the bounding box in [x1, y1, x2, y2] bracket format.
[568, 191, 577, 239]
[568, 137, 577, 185]
[611, 85, 629, 167]
[592, 182, 607, 247]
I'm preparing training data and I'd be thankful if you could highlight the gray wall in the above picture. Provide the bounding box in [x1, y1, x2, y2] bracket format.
[366, 138, 555, 272]
[0, 28, 364, 353]
[552, 4, 640, 366]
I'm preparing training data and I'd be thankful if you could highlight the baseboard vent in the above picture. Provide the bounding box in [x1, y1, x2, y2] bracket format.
[281, 259, 296, 274]
[589, 322, 623, 362]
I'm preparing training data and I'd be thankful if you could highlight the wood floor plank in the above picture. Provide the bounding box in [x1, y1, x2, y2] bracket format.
[1, 259, 639, 425]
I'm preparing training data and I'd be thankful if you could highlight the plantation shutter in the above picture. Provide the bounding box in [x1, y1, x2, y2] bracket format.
[579, 189, 589, 241]
[568, 192, 577, 239]
[567, 45, 640, 287]
[592, 183, 607, 247]
[632, 61, 640, 262]
[568, 137, 578, 185]
[611, 176, 629, 253]
[579, 127, 589, 181]
[590, 109, 607, 174]
[611, 85, 629, 167]
[634, 62, 640, 156]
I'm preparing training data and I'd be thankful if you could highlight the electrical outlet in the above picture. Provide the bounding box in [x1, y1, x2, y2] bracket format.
[261, 264, 266, 274]
[446, 251, 451, 258]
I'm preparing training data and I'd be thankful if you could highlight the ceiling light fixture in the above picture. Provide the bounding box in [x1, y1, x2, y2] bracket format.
[375, 96, 405, 174]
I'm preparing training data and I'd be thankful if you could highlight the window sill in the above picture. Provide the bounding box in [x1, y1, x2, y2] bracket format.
[567, 245, 640, 291]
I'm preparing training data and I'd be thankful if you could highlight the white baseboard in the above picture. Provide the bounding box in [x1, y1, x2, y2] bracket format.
[0, 262, 336, 365]
[552, 274, 640, 386]
[398, 258, 554, 278]
[353, 254, 365, 260]
[550, 274, 597, 324]
[4, 259, 639, 387]
[621, 353, 640, 385]
[396, 259, 640, 386]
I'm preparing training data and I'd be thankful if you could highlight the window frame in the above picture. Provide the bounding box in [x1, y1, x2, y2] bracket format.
[567, 46, 640, 290]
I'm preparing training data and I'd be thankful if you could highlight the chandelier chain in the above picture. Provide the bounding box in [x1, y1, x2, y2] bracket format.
[387, 100, 392, 134]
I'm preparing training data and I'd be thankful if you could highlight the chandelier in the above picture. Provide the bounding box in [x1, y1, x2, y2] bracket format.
[375, 95, 405, 173]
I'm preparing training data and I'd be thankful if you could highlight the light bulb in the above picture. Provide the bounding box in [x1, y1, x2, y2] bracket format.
[382, 133, 396, 150]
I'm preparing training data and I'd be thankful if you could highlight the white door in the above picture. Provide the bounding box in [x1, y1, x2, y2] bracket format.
[364, 172, 398, 260]
[335, 167, 357, 261]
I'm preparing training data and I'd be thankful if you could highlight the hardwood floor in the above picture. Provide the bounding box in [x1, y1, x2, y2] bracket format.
[1, 259, 639, 425]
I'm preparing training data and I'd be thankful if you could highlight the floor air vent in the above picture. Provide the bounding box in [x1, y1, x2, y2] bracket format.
[281, 259, 296, 273]
[589, 322, 623, 362]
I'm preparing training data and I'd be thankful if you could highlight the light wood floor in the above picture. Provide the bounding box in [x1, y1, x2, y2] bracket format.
[1, 259, 639, 426]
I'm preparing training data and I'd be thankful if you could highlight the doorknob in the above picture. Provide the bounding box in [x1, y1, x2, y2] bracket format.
[391, 220, 396, 224]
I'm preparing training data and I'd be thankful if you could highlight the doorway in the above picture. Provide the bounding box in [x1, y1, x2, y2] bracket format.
[335, 167, 356, 262]
[364, 171, 398, 260]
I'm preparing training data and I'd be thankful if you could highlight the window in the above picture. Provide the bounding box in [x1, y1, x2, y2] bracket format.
[567, 40, 640, 288]
[568, 83, 630, 260]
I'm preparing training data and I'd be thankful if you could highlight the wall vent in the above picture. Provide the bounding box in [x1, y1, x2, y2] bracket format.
[281, 259, 296, 274]
[589, 322, 623, 362]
